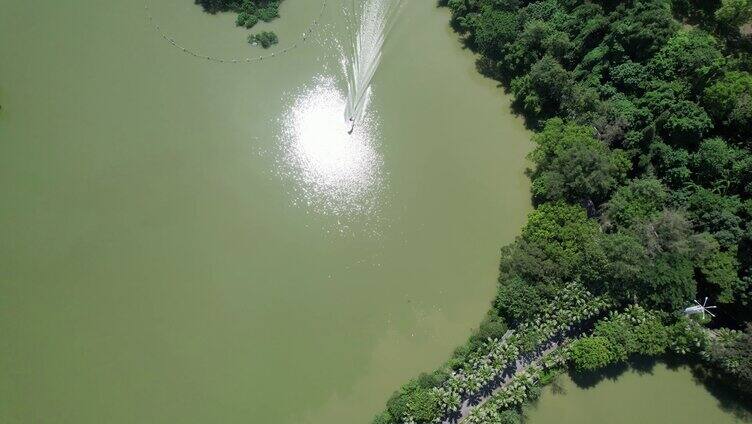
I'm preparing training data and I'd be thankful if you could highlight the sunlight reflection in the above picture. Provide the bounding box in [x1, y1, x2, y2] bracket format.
[278, 76, 384, 222]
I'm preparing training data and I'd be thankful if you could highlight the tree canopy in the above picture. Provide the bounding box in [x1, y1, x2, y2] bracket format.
[441, 0, 751, 324]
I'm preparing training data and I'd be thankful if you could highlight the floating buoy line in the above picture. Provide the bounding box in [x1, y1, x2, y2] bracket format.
[144, 0, 327, 64]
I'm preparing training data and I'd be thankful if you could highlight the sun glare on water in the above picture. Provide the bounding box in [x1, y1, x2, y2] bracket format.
[278, 76, 384, 224]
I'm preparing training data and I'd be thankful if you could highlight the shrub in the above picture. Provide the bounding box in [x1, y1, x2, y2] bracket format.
[248, 31, 279, 49]
[498, 409, 522, 424]
[244, 15, 259, 29]
[236, 12, 250, 27]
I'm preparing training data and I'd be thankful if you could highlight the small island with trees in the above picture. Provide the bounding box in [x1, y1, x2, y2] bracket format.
[248, 31, 279, 48]
[195, 0, 283, 47]
[371, 0, 752, 423]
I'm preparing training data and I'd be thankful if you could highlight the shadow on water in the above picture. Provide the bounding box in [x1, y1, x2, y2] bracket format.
[566, 356, 752, 422]
[568, 361, 631, 389]
[547, 376, 567, 396]
[434, 0, 544, 130]
[684, 361, 752, 422]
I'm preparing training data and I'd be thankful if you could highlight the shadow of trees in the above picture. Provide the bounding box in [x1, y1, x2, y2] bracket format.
[567, 355, 752, 422]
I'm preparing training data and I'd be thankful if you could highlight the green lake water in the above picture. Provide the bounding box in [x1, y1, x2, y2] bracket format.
[526, 361, 752, 424]
[0, 1, 532, 423]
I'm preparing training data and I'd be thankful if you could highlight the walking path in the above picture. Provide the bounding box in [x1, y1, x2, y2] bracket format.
[441, 338, 563, 424]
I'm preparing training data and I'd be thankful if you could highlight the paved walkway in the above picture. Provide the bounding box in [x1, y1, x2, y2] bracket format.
[441, 338, 562, 424]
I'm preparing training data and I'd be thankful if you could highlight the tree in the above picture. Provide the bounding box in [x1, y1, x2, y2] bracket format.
[600, 231, 649, 302]
[631, 210, 704, 309]
[445, 0, 474, 25]
[473, 7, 519, 58]
[602, 177, 668, 229]
[404, 388, 440, 423]
[502, 20, 551, 76]
[650, 141, 692, 188]
[705, 325, 752, 394]
[715, 0, 752, 28]
[518, 0, 561, 24]
[197, 0, 283, 33]
[500, 202, 607, 289]
[685, 188, 744, 249]
[511, 55, 573, 117]
[238, 13, 259, 29]
[566, 4, 610, 61]
[497, 410, 522, 424]
[248, 31, 279, 49]
[634, 209, 698, 257]
[568, 336, 615, 371]
[631, 313, 670, 355]
[648, 29, 726, 94]
[609, 0, 680, 63]
[655, 100, 713, 146]
[735, 155, 752, 196]
[592, 306, 670, 358]
[196, 0, 234, 14]
[529, 118, 631, 203]
[690, 137, 748, 193]
[384, 378, 442, 424]
[529, 118, 602, 165]
[703, 71, 752, 138]
[531, 142, 629, 205]
[671, 0, 722, 22]
[594, 94, 653, 148]
[496, 276, 545, 324]
[372, 412, 394, 424]
[610, 61, 650, 94]
[699, 247, 744, 303]
[638, 80, 692, 116]
[641, 252, 697, 310]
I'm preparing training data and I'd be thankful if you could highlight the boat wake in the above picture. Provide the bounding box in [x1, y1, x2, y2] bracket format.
[339, 0, 403, 125]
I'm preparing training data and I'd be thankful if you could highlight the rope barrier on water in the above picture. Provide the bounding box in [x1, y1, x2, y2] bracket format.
[144, 0, 327, 64]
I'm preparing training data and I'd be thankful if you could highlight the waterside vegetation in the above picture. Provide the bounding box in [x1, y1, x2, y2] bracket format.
[248, 31, 279, 48]
[195, 0, 282, 43]
[373, 0, 752, 422]
[195, 0, 282, 25]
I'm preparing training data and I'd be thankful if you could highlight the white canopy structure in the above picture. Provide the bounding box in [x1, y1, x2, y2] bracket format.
[683, 297, 717, 319]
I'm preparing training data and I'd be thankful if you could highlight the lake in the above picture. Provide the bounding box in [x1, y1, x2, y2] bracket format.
[0, 1, 532, 423]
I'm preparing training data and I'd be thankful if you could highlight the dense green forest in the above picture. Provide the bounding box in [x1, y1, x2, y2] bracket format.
[373, 0, 752, 422]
